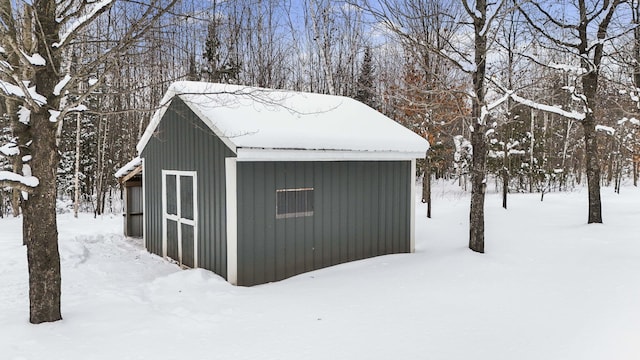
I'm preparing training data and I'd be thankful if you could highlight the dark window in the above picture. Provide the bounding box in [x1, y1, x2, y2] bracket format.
[166, 175, 177, 215]
[276, 188, 314, 219]
[180, 175, 194, 220]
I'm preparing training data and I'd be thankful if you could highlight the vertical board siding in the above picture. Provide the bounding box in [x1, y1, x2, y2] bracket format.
[236, 161, 411, 286]
[140, 98, 234, 278]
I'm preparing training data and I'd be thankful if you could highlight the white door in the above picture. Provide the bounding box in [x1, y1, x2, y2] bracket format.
[162, 170, 198, 268]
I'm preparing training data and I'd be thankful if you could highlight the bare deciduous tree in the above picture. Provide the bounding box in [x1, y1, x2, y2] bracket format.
[364, 0, 507, 252]
[514, 0, 628, 223]
[0, 0, 179, 323]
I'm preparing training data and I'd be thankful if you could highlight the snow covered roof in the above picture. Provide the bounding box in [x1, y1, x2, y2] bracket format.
[137, 82, 429, 161]
[115, 157, 142, 179]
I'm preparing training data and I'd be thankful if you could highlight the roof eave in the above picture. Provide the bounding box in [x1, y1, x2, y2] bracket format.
[235, 148, 427, 162]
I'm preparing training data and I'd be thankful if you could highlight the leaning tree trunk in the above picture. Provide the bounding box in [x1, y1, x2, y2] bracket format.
[582, 116, 602, 223]
[24, 109, 62, 324]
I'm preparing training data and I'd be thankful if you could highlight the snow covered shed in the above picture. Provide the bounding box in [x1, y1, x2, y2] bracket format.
[136, 81, 429, 286]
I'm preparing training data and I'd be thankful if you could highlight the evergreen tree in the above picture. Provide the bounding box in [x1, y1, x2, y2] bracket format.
[355, 46, 376, 108]
[203, 18, 241, 84]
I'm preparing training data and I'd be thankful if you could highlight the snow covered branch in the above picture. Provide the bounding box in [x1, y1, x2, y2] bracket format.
[0, 171, 39, 192]
[509, 93, 586, 120]
[488, 76, 586, 121]
[595, 125, 615, 135]
[0, 141, 19, 157]
[0, 79, 47, 108]
[480, 92, 510, 124]
[54, 0, 115, 48]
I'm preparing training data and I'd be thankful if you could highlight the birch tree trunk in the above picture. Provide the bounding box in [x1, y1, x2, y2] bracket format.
[529, 108, 536, 193]
[73, 111, 81, 218]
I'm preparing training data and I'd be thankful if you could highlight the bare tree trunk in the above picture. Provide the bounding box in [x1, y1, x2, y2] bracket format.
[24, 111, 62, 324]
[501, 169, 508, 209]
[582, 117, 602, 223]
[560, 119, 573, 190]
[615, 151, 622, 194]
[308, 0, 336, 95]
[94, 116, 109, 216]
[422, 157, 432, 218]
[1, 7, 30, 219]
[606, 145, 614, 187]
[18, 0, 64, 323]
[0, 0, 179, 325]
[5, 98, 27, 218]
[634, 158, 638, 186]
[468, 0, 490, 253]
[469, 122, 487, 253]
[633, 2, 640, 188]
[73, 112, 81, 218]
[529, 108, 536, 193]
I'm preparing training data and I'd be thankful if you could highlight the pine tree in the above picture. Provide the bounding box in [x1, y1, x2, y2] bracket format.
[203, 18, 241, 84]
[355, 46, 376, 108]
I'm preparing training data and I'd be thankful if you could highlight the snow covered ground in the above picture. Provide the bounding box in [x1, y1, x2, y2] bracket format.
[2, 183, 640, 360]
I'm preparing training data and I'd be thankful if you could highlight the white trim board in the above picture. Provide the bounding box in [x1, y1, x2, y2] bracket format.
[410, 159, 416, 253]
[236, 148, 425, 162]
[142, 158, 147, 250]
[225, 158, 238, 285]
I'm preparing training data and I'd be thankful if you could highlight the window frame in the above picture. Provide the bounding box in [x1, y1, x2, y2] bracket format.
[275, 187, 314, 219]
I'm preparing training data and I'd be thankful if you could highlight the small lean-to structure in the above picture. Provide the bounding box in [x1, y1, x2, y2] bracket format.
[135, 82, 429, 286]
[115, 156, 143, 238]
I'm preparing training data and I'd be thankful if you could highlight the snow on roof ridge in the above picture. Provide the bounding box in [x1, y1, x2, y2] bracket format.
[137, 81, 429, 158]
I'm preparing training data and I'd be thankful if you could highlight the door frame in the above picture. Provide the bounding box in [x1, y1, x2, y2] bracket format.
[161, 169, 198, 268]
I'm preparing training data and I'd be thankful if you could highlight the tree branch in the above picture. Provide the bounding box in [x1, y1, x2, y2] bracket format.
[0, 171, 38, 193]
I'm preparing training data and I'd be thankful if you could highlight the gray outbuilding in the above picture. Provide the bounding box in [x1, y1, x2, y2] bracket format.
[135, 81, 429, 286]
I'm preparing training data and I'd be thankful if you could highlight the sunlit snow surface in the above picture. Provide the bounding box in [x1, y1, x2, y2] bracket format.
[2, 184, 640, 360]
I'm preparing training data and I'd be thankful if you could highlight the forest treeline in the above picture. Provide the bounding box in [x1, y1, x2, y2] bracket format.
[1, 0, 639, 218]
